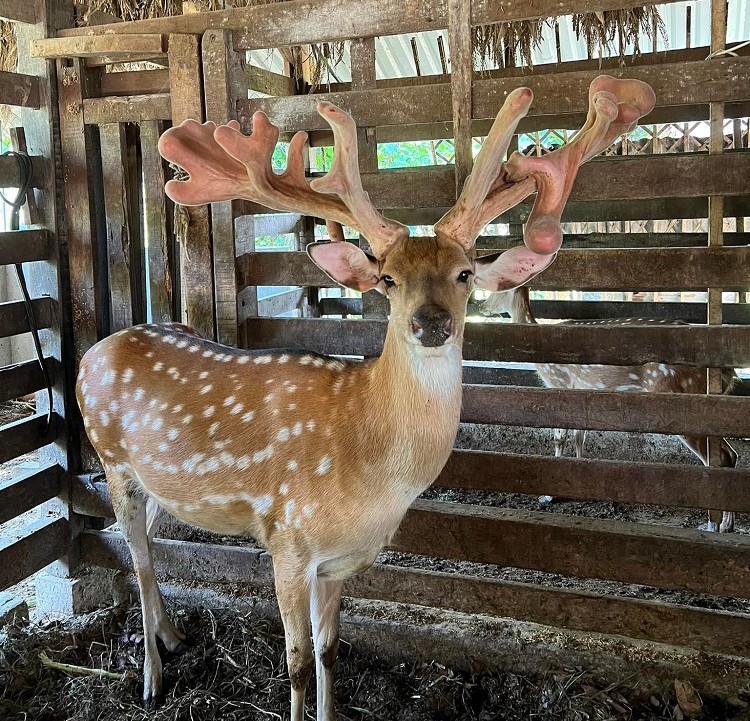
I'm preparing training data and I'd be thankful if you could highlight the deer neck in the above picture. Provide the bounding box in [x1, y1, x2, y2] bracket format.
[512, 286, 536, 325]
[362, 324, 463, 489]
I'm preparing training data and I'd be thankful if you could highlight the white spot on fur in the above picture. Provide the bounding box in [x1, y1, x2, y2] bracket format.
[159, 442, 168, 453]
[264, 394, 274, 404]
[122, 368, 134, 383]
[253, 444, 274, 464]
[284, 500, 296, 525]
[102, 369, 116, 385]
[134, 388, 145, 401]
[203, 406, 216, 418]
[316, 455, 332, 476]
[182, 414, 193, 425]
[223, 396, 236, 406]
[99, 411, 110, 426]
[279, 483, 289, 495]
[200, 384, 213, 395]
[237, 355, 250, 364]
[286, 385, 297, 393]
[208, 422, 220, 437]
[287, 460, 298, 471]
[278, 354, 289, 364]
[287, 403, 297, 410]
[109, 401, 119, 412]
[230, 403, 244, 415]
[253, 355, 272, 364]
[199, 371, 209, 379]
[241, 411, 255, 423]
[277, 427, 290, 442]
[306, 420, 316, 432]
[152, 418, 163, 431]
[299, 355, 313, 365]
[292, 422, 303, 436]
[168, 428, 179, 441]
[153, 362, 164, 372]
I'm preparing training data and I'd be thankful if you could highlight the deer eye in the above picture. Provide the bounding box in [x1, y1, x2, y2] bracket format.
[457, 270, 472, 283]
[381, 275, 396, 288]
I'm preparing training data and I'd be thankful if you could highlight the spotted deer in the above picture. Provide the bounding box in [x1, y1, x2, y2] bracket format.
[483, 286, 738, 530]
[76, 75, 655, 718]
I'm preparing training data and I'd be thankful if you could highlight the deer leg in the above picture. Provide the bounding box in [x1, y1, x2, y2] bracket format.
[311, 576, 344, 721]
[540, 428, 568, 504]
[553, 428, 568, 457]
[110, 478, 168, 703]
[679, 435, 734, 533]
[573, 429, 587, 459]
[274, 558, 314, 721]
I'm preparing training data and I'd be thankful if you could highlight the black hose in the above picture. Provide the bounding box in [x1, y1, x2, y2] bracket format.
[0, 151, 54, 436]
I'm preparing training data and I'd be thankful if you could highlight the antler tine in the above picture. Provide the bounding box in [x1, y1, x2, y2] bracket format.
[502, 75, 655, 256]
[434, 87, 533, 250]
[310, 102, 409, 257]
[159, 104, 407, 258]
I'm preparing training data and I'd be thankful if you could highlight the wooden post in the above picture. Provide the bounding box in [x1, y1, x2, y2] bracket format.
[168, 33, 215, 340]
[99, 123, 134, 332]
[351, 37, 387, 321]
[202, 28, 245, 346]
[448, 0, 473, 195]
[140, 120, 175, 323]
[706, 0, 726, 530]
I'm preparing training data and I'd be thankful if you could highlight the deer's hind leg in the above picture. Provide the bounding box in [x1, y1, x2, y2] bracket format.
[679, 435, 736, 533]
[108, 471, 184, 703]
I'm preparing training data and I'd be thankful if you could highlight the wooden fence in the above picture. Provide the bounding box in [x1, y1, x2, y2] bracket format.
[9, 0, 750, 662]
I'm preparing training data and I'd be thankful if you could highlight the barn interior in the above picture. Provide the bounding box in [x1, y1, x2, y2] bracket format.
[0, 0, 749, 717]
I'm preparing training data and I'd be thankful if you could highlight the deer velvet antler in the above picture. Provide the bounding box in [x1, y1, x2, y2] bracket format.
[158, 102, 408, 259]
[436, 75, 655, 287]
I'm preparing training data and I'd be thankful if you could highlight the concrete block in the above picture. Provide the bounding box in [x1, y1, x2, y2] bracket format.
[35, 566, 119, 620]
[0, 592, 29, 625]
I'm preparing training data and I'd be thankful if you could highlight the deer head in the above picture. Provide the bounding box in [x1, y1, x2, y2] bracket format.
[159, 76, 655, 354]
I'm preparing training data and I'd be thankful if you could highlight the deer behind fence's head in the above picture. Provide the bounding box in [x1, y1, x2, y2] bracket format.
[87, 75, 654, 716]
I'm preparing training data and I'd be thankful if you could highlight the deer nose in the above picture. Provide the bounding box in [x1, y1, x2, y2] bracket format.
[411, 305, 452, 347]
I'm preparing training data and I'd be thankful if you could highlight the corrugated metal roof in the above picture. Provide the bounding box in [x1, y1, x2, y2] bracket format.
[250, 0, 749, 85]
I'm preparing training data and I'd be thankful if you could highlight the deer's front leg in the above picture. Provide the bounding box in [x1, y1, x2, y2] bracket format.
[274, 558, 314, 721]
[311, 576, 344, 721]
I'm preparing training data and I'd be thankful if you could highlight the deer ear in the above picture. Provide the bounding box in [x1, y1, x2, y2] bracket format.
[307, 241, 382, 292]
[474, 246, 556, 292]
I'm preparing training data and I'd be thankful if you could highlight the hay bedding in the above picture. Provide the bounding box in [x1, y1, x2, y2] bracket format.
[0, 606, 747, 721]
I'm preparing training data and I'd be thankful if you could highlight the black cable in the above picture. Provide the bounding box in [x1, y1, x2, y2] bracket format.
[1, 151, 54, 436]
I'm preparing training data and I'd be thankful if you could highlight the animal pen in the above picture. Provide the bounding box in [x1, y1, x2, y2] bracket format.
[1, 0, 750, 716]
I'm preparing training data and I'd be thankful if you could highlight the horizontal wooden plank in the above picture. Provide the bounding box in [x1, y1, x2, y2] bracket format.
[461, 385, 750, 437]
[0, 155, 44, 189]
[237, 247, 750, 291]
[57, 0, 683, 43]
[394, 500, 750, 599]
[0, 230, 49, 265]
[80, 528, 750, 656]
[321, 298, 750, 325]
[252, 213, 301, 237]
[439, 450, 750, 511]
[258, 288, 304, 317]
[0, 517, 69, 592]
[0, 70, 40, 109]
[239, 317, 750, 367]
[0, 0, 37, 24]
[0, 413, 57, 465]
[241, 57, 750, 130]
[478, 232, 750, 250]
[83, 94, 171, 124]
[0, 297, 54, 339]
[0, 357, 55, 403]
[98, 69, 170, 97]
[246, 65, 295, 97]
[388, 196, 750, 224]
[0, 462, 62, 525]
[31, 34, 166, 59]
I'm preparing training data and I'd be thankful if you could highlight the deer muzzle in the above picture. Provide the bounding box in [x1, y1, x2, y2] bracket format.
[411, 304, 453, 347]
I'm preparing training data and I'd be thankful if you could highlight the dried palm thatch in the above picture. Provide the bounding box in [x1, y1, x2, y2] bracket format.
[474, 5, 666, 69]
[78, 0, 343, 88]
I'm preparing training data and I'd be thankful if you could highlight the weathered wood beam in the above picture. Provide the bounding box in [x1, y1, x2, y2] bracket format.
[0, 230, 49, 264]
[258, 288, 305, 317]
[0, 462, 62, 526]
[461, 384, 750, 437]
[82, 94, 171, 124]
[0, 517, 68, 592]
[80, 528, 750, 657]
[320, 298, 750, 324]
[246, 64, 296, 97]
[98, 69, 170, 97]
[237, 247, 750, 291]
[394, 500, 750, 599]
[56, 0, 684, 48]
[0, 298, 54, 339]
[0, 0, 37, 24]
[0, 155, 44, 188]
[0, 413, 57, 466]
[31, 34, 166, 58]
[0, 71, 41, 109]
[239, 317, 750, 367]
[438, 450, 750, 512]
[0, 357, 56, 403]
[478, 232, 750, 250]
[240, 56, 750, 130]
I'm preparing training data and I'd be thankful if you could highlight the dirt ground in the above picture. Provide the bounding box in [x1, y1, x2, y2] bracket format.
[2, 605, 749, 721]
